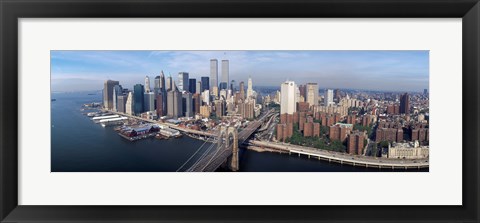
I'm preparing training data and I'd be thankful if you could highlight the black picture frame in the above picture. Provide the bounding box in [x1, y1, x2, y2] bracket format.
[1, 0, 479, 222]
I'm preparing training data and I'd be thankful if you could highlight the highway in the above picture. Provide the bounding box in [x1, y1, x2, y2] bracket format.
[249, 140, 429, 169]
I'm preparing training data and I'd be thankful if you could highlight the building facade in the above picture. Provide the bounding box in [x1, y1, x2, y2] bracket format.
[306, 83, 319, 107]
[324, 89, 333, 106]
[280, 81, 296, 115]
[210, 59, 218, 92]
[103, 80, 119, 110]
[133, 84, 145, 115]
[178, 72, 189, 92]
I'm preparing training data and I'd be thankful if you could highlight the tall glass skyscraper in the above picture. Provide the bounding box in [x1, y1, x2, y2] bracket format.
[178, 72, 189, 92]
[201, 76, 209, 92]
[133, 84, 145, 115]
[188, 78, 196, 93]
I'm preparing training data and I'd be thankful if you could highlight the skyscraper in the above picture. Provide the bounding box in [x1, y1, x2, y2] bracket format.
[423, 89, 428, 95]
[125, 92, 134, 115]
[189, 78, 196, 93]
[178, 72, 189, 92]
[247, 76, 253, 99]
[144, 76, 151, 93]
[196, 81, 202, 94]
[306, 83, 319, 107]
[230, 80, 236, 91]
[280, 81, 296, 115]
[220, 60, 229, 90]
[133, 84, 145, 115]
[159, 71, 166, 92]
[116, 94, 127, 113]
[400, 93, 410, 114]
[193, 93, 201, 114]
[155, 93, 164, 118]
[156, 71, 167, 117]
[144, 92, 155, 112]
[324, 89, 333, 106]
[210, 59, 218, 91]
[112, 85, 123, 112]
[298, 85, 306, 99]
[154, 75, 161, 95]
[215, 99, 226, 117]
[166, 76, 173, 91]
[239, 81, 245, 100]
[201, 76, 209, 92]
[182, 92, 193, 118]
[167, 89, 182, 119]
[103, 80, 119, 110]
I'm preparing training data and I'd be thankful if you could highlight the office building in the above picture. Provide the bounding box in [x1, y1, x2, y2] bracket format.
[400, 93, 410, 114]
[133, 84, 144, 115]
[116, 94, 127, 113]
[299, 84, 306, 99]
[196, 81, 202, 94]
[230, 80, 236, 91]
[220, 60, 229, 90]
[178, 72, 189, 92]
[144, 92, 155, 112]
[324, 89, 333, 106]
[189, 78, 196, 93]
[215, 100, 225, 117]
[280, 81, 296, 115]
[125, 92, 134, 115]
[212, 86, 218, 98]
[144, 76, 151, 93]
[103, 80, 119, 110]
[247, 76, 253, 99]
[112, 85, 123, 112]
[202, 90, 210, 105]
[239, 81, 245, 100]
[155, 93, 164, 117]
[167, 89, 182, 119]
[193, 93, 201, 114]
[306, 83, 319, 107]
[166, 76, 173, 91]
[210, 59, 218, 92]
[182, 92, 193, 118]
[200, 76, 209, 92]
[200, 105, 211, 118]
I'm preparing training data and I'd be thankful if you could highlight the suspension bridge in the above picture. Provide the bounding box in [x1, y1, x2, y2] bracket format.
[177, 109, 273, 172]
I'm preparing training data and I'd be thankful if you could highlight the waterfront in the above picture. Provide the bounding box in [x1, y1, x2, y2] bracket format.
[51, 92, 427, 172]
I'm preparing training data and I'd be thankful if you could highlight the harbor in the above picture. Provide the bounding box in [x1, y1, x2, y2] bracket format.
[83, 107, 183, 141]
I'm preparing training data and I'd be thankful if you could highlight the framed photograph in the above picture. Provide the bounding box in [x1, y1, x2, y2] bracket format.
[1, 0, 479, 222]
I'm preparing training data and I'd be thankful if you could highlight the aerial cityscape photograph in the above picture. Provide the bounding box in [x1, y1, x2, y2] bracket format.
[51, 50, 429, 172]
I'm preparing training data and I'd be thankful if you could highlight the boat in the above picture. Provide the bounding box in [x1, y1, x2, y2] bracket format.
[87, 112, 98, 117]
[51, 99, 56, 101]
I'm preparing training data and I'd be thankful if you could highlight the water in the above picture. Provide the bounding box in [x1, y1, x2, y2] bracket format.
[51, 92, 427, 172]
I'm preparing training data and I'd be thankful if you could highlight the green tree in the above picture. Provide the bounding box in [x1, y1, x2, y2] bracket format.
[379, 140, 390, 148]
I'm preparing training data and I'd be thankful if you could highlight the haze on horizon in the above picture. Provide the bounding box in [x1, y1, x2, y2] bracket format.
[51, 50, 429, 92]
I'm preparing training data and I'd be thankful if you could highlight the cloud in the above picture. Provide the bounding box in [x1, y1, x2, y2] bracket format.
[51, 50, 429, 92]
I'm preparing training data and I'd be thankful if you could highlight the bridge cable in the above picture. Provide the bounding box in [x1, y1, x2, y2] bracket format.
[176, 133, 214, 172]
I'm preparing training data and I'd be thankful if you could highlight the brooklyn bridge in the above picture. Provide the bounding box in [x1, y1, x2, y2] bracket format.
[176, 109, 273, 172]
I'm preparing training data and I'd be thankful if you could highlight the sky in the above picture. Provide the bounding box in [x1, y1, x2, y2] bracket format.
[50, 50, 429, 92]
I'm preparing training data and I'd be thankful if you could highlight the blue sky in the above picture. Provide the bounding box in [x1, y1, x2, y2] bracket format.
[51, 50, 429, 92]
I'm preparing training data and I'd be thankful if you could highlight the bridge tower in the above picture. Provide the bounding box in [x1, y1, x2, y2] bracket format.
[218, 126, 239, 171]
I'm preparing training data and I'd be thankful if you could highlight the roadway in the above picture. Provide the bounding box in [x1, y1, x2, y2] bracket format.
[249, 140, 429, 169]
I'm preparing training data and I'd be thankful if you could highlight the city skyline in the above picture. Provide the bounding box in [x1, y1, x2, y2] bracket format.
[51, 50, 429, 92]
